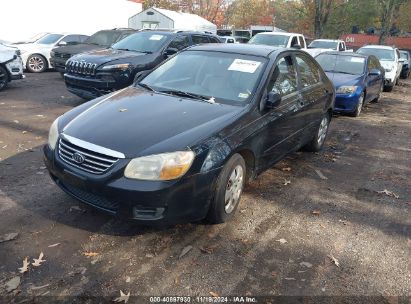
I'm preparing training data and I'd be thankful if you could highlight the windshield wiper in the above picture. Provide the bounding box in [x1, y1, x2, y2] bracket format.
[138, 83, 156, 92]
[116, 48, 131, 51]
[159, 89, 215, 103]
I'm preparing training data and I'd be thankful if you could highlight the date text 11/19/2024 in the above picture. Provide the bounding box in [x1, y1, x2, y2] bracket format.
[149, 296, 257, 303]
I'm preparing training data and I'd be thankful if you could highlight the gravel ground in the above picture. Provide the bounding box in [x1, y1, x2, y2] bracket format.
[0, 72, 410, 303]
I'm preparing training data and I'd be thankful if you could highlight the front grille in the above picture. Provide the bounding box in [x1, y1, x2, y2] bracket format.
[60, 181, 119, 212]
[54, 52, 71, 59]
[66, 60, 97, 76]
[58, 138, 118, 174]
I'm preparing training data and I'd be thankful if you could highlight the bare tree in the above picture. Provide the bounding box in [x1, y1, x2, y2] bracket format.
[378, 0, 407, 44]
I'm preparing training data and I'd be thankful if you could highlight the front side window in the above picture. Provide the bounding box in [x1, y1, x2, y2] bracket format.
[112, 32, 170, 53]
[296, 55, 321, 87]
[36, 34, 64, 45]
[168, 35, 190, 51]
[140, 51, 267, 105]
[60, 35, 79, 45]
[267, 56, 298, 96]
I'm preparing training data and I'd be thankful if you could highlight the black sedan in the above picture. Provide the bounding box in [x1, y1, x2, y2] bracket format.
[44, 44, 335, 225]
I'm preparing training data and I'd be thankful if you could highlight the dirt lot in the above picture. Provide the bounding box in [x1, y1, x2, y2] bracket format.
[0, 72, 410, 303]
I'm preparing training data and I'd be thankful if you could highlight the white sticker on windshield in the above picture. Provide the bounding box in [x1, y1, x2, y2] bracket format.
[351, 57, 365, 63]
[149, 35, 164, 41]
[228, 59, 261, 73]
[238, 93, 249, 99]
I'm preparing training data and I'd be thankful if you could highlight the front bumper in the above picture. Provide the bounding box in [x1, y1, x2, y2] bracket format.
[50, 57, 67, 73]
[64, 72, 132, 100]
[384, 70, 397, 86]
[43, 144, 220, 225]
[333, 92, 361, 113]
[5, 56, 24, 80]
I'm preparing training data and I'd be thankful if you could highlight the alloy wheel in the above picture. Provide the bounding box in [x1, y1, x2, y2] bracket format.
[317, 115, 329, 146]
[224, 165, 244, 214]
[28, 56, 45, 72]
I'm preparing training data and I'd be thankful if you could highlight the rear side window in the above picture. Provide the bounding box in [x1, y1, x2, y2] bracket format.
[192, 35, 210, 44]
[296, 55, 321, 87]
[290, 36, 299, 47]
[267, 56, 298, 97]
[168, 35, 190, 51]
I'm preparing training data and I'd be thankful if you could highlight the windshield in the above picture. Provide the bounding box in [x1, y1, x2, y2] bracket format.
[112, 32, 170, 53]
[400, 51, 409, 60]
[357, 48, 395, 61]
[36, 34, 63, 45]
[248, 34, 289, 47]
[140, 51, 267, 105]
[309, 40, 338, 49]
[86, 31, 132, 46]
[317, 54, 365, 75]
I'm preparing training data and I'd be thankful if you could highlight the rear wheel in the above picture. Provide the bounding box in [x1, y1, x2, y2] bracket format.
[27, 54, 47, 73]
[350, 92, 364, 117]
[303, 112, 331, 152]
[206, 154, 246, 224]
[0, 65, 9, 91]
[384, 84, 394, 92]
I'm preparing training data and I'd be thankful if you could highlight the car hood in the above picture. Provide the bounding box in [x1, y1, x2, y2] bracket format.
[53, 44, 106, 55]
[325, 72, 364, 87]
[62, 87, 244, 158]
[379, 61, 397, 70]
[70, 49, 146, 66]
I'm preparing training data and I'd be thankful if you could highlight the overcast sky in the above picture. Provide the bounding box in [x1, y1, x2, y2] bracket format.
[0, 0, 142, 42]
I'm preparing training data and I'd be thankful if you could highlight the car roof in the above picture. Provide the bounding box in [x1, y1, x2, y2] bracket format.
[255, 32, 303, 37]
[187, 43, 288, 57]
[359, 45, 395, 50]
[319, 51, 367, 58]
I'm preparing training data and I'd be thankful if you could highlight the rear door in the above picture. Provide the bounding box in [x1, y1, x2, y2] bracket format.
[294, 53, 330, 140]
[366, 56, 381, 99]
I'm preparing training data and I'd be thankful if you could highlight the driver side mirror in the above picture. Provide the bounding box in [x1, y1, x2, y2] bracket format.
[265, 92, 281, 109]
[58, 41, 67, 46]
[133, 70, 152, 83]
[164, 47, 178, 57]
[399, 58, 406, 63]
[369, 68, 381, 76]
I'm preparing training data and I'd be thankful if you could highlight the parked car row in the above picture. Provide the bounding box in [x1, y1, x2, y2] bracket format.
[0, 42, 24, 91]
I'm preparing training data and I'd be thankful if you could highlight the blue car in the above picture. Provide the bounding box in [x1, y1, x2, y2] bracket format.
[316, 52, 385, 117]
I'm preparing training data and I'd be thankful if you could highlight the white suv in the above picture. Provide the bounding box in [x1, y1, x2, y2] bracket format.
[249, 32, 307, 49]
[357, 45, 402, 92]
[0, 43, 24, 91]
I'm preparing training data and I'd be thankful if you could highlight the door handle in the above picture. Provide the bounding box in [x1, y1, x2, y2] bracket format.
[299, 101, 305, 106]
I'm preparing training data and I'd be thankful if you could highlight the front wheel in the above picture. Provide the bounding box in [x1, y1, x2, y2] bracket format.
[303, 113, 331, 152]
[26, 54, 47, 73]
[350, 92, 364, 117]
[0, 65, 9, 91]
[206, 154, 246, 224]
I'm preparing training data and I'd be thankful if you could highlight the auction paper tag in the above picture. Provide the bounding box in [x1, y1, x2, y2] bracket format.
[149, 35, 164, 41]
[350, 57, 365, 63]
[228, 59, 261, 73]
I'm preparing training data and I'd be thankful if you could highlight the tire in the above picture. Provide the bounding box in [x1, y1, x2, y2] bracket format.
[384, 84, 393, 92]
[372, 82, 384, 103]
[350, 92, 365, 117]
[303, 112, 331, 152]
[206, 154, 246, 224]
[0, 65, 9, 91]
[26, 54, 48, 73]
[395, 77, 399, 85]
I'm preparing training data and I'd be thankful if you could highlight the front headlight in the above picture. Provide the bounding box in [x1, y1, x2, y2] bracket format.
[48, 118, 59, 150]
[124, 151, 195, 181]
[385, 67, 393, 72]
[336, 86, 358, 94]
[50, 51, 55, 57]
[101, 63, 131, 71]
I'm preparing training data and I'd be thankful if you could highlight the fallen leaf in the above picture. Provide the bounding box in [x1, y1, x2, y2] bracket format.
[32, 252, 46, 267]
[13, 120, 19, 124]
[283, 179, 291, 186]
[179, 245, 193, 259]
[199, 246, 214, 254]
[328, 254, 340, 267]
[29, 283, 49, 290]
[245, 291, 252, 296]
[174, 276, 180, 285]
[5, 276, 20, 293]
[284, 277, 296, 281]
[70, 205, 83, 212]
[0, 232, 19, 243]
[125, 276, 131, 283]
[48, 243, 60, 248]
[377, 189, 399, 199]
[315, 169, 328, 180]
[282, 167, 291, 172]
[22, 131, 28, 134]
[312, 210, 321, 215]
[119, 108, 128, 112]
[276, 238, 287, 244]
[18, 257, 30, 273]
[271, 271, 277, 277]
[113, 290, 130, 303]
[300, 262, 313, 268]
[209, 291, 219, 297]
[83, 252, 99, 257]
